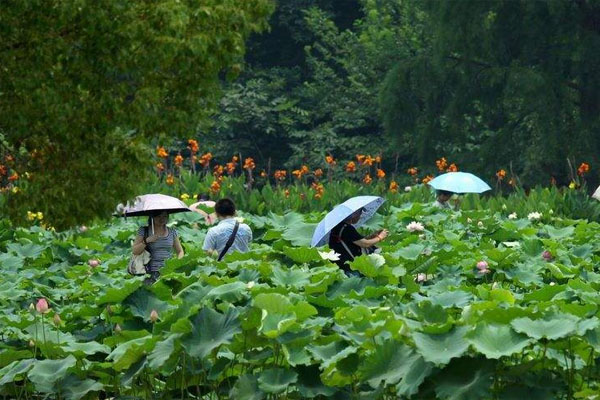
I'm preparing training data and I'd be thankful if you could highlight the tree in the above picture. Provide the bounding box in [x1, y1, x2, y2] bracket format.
[381, 0, 600, 186]
[0, 0, 274, 229]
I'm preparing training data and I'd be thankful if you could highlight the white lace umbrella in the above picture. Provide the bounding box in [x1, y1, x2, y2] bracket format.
[116, 194, 191, 217]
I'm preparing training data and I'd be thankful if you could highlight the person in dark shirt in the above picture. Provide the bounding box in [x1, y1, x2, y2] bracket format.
[328, 208, 389, 275]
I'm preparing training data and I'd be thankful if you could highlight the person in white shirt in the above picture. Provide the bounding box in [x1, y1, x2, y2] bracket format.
[434, 190, 459, 210]
[202, 198, 252, 260]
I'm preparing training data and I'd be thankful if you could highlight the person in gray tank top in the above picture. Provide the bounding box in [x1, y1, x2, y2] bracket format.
[131, 211, 184, 284]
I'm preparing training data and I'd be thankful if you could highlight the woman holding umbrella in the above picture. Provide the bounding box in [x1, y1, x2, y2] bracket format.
[329, 208, 388, 275]
[132, 211, 184, 283]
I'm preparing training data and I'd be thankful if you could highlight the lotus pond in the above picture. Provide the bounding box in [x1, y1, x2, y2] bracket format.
[1, 203, 600, 399]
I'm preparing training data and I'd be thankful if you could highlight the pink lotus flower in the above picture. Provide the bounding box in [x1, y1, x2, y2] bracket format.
[542, 250, 553, 261]
[476, 260, 491, 275]
[88, 259, 100, 268]
[150, 309, 159, 323]
[36, 298, 49, 313]
[416, 273, 427, 282]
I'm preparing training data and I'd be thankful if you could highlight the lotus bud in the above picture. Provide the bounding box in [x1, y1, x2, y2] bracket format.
[467, 218, 472, 223]
[246, 281, 255, 289]
[542, 250, 553, 261]
[502, 204, 507, 210]
[29, 340, 35, 347]
[416, 273, 427, 282]
[404, 186, 412, 192]
[492, 282, 500, 290]
[114, 324, 122, 333]
[53, 313, 61, 325]
[79, 225, 88, 232]
[476, 261, 489, 270]
[549, 282, 556, 286]
[88, 259, 100, 268]
[477, 221, 484, 228]
[36, 298, 49, 313]
[150, 309, 159, 323]
[29, 303, 35, 311]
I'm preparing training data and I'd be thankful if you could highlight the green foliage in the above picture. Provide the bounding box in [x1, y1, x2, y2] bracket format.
[0, 0, 274, 229]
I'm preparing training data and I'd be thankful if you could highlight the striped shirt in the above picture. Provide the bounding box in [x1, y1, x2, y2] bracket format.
[137, 226, 178, 272]
[202, 218, 252, 257]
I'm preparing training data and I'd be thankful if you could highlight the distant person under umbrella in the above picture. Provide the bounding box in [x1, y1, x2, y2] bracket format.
[433, 190, 458, 210]
[131, 211, 184, 284]
[190, 193, 217, 225]
[329, 208, 388, 276]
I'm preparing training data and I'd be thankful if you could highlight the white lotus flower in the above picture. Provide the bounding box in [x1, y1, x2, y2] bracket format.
[246, 281, 255, 289]
[416, 273, 427, 282]
[477, 221, 484, 228]
[406, 221, 424, 232]
[319, 250, 341, 261]
[404, 186, 412, 192]
[508, 212, 517, 220]
[527, 212, 542, 221]
[502, 204, 507, 210]
[369, 253, 386, 265]
[467, 218, 473, 223]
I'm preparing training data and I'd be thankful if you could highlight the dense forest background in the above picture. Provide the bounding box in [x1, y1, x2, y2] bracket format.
[204, 0, 600, 187]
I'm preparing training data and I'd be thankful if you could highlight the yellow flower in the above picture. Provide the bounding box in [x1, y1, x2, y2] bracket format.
[11, 187, 20, 194]
[569, 181, 576, 190]
[180, 193, 190, 201]
[27, 211, 36, 221]
[36, 212, 43, 220]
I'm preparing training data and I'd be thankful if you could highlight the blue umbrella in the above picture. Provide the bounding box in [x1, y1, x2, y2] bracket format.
[427, 172, 491, 194]
[311, 195, 385, 247]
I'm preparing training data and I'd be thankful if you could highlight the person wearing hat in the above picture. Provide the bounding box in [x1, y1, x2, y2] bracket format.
[328, 208, 388, 276]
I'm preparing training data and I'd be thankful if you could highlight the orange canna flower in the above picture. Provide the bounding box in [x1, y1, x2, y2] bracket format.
[363, 156, 374, 167]
[156, 162, 165, 171]
[389, 181, 399, 193]
[325, 155, 336, 165]
[8, 172, 19, 182]
[376, 168, 385, 179]
[577, 162, 590, 176]
[363, 173, 372, 185]
[311, 182, 324, 199]
[314, 168, 323, 178]
[375, 156, 382, 164]
[213, 165, 224, 176]
[292, 169, 303, 180]
[187, 139, 199, 154]
[232, 155, 239, 163]
[446, 163, 458, 172]
[226, 162, 236, 175]
[496, 169, 506, 180]
[422, 175, 434, 184]
[435, 157, 447, 171]
[0, 165, 6, 176]
[174, 154, 184, 167]
[356, 154, 366, 164]
[346, 161, 356, 173]
[300, 165, 309, 174]
[407, 167, 418, 176]
[157, 147, 168, 159]
[243, 157, 255, 170]
[210, 180, 221, 194]
[165, 174, 175, 185]
[274, 170, 287, 181]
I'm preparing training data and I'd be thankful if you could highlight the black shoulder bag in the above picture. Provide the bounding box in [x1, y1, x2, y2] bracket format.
[217, 221, 239, 261]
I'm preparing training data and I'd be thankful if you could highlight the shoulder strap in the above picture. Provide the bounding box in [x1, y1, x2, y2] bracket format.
[218, 221, 239, 261]
[337, 224, 356, 260]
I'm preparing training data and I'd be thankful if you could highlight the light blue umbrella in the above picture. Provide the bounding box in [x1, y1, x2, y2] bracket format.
[427, 172, 491, 194]
[311, 195, 385, 247]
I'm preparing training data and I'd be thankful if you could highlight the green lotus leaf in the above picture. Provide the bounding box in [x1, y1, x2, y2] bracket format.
[0, 349, 33, 369]
[282, 223, 317, 247]
[545, 226, 574, 239]
[307, 341, 357, 370]
[148, 333, 181, 370]
[96, 279, 142, 305]
[349, 254, 386, 277]
[282, 247, 321, 264]
[121, 356, 147, 388]
[257, 367, 298, 394]
[123, 287, 173, 322]
[489, 288, 516, 305]
[206, 281, 248, 303]
[259, 311, 297, 338]
[434, 357, 494, 400]
[429, 290, 473, 308]
[182, 307, 241, 359]
[27, 356, 76, 393]
[230, 374, 265, 400]
[296, 364, 337, 397]
[106, 336, 155, 371]
[253, 293, 293, 314]
[272, 265, 311, 288]
[0, 359, 35, 385]
[62, 341, 110, 356]
[523, 284, 565, 302]
[59, 374, 104, 400]
[7, 242, 46, 259]
[413, 326, 469, 365]
[510, 313, 579, 340]
[466, 324, 532, 359]
[393, 243, 426, 261]
[395, 355, 433, 397]
[358, 340, 422, 388]
[0, 252, 24, 271]
[175, 282, 212, 306]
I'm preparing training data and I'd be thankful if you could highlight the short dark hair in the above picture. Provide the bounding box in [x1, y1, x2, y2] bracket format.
[197, 193, 210, 201]
[215, 198, 236, 216]
[437, 190, 454, 197]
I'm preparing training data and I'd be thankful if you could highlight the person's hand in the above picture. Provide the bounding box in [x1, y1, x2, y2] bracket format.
[145, 234, 160, 244]
[377, 229, 389, 241]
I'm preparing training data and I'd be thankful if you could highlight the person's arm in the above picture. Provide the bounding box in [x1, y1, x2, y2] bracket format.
[353, 229, 389, 248]
[132, 235, 146, 255]
[173, 236, 184, 259]
[202, 229, 218, 257]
